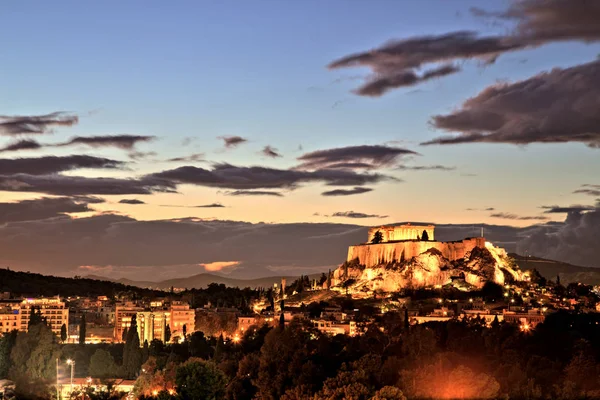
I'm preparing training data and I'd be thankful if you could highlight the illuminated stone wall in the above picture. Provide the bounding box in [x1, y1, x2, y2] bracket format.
[347, 237, 485, 268]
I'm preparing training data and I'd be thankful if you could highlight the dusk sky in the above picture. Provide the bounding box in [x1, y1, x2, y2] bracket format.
[1, 0, 599, 279]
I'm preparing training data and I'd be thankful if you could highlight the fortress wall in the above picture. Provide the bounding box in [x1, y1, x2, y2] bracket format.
[347, 238, 483, 268]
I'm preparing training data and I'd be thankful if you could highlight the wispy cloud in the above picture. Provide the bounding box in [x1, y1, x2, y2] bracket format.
[219, 136, 248, 148]
[297, 144, 417, 170]
[260, 146, 282, 158]
[224, 190, 284, 197]
[490, 212, 549, 221]
[330, 211, 388, 219]
[321, 187, 373, 196]
[119, 199, 146, 205]
[0, 112, 78, 135]
[166, 153, 205, 162]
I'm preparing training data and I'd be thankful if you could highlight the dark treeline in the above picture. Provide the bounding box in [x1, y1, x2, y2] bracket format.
[4, 309, 600, 399]
[0, 268, 165, 298]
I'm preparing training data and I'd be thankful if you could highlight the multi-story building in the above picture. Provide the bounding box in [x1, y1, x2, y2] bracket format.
[19, 297, 69, 336]
[114, 302, 144, 342]
[169, 301, 195, 340]
[0, 302, 20, 333]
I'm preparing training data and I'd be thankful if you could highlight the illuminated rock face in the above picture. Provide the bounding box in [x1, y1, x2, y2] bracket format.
[332, 239, 522, 294]
[347, 237, 486, 268]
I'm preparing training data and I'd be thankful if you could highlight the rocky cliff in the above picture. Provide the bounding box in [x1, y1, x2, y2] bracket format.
[331, 241, 522, 295]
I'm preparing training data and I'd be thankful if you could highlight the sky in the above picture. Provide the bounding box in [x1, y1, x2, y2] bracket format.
[0, 0, 599, 279]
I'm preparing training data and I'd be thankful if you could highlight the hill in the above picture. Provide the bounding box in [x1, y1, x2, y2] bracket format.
[510, 253, 600, 285]
[85, 272, 322, 290]
[0, 268, 167, 298]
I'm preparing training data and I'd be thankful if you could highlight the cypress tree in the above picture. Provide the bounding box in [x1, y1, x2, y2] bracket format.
[60, 323, 67, 343]
[79, 313, 87, 345]
[279, 300, 285, 329]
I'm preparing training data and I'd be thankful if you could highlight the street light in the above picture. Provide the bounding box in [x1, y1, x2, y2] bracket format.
[66, 359, 75, 397]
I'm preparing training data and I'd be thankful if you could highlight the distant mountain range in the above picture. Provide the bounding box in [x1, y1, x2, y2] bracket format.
[510, 253, 600, 285]
[80, 253, 600, 290]
[83, 272, 322, 290]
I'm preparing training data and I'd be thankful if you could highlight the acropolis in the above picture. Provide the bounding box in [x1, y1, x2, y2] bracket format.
[349, 223, 487, 268]
[368, 223, 435, 243]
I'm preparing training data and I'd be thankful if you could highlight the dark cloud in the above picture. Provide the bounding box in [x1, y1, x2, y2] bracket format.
[574, 184, 600, 197]
[149, 163, 391, 190]
[0, 196, 103, 224]
[330, 211, 388, 219]
[0, 174, 175, 196]
[541, 205, 597, 214]
[161, 203, 226, 208]
[128, 151, 158, 160]
[261, 146, 282, 158]
[328, 31, 522, 96]
[475, 0, 600, 44]
[166, 153, 205, 162]
[490, 212, 549, 221]
[518, 208, 600, 268]
[356, 64, 461, 97]
[0, 213, 572, 279]
[0, 112, 78, 135]
[225, 190, 284, 197]
[118, 199, 146, 205]
[219, 136, 247, 148]
[0, 155, 124, 175]
[329, 0, 600, 96]
[396, 165, 456, 171]
[466, 207, 496, 211]
[0, 139, 43, 153]
[196, 203, 225, 208]
[425, 60, 600, 148]
[297, 145, 417, 170]
[321, 187, 373, 197]
[59, 135, 155, 150]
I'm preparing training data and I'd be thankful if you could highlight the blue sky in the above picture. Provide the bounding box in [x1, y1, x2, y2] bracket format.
[1, 0, 599, 227]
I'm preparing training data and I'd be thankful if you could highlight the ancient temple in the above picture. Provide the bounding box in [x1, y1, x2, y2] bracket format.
[367, 223, 435, 243]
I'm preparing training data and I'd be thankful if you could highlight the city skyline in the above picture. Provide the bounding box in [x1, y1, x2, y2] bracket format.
[0, 0, 599, 279]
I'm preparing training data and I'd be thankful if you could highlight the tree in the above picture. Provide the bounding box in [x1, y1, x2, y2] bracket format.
[371, 230, 383, 244]
[279, 300, 285, 329]
[214, 334, 225, 362]
[421, 230, 429, 241]
[123, 314, 143, 378]
[0, 330, 18, 379]
[371, 386, 407, 400]
[165, 324, 171, 344]
[60, 323, 67, 343]
[122, 327, 128, 342]
[27, 307, 46, 328]
[175, 358, 227, 400]
[79, 313, 87, 345]
[89, 349, 117, 378]
[9, 323, 61, 398]
[182, 324, 187, 340]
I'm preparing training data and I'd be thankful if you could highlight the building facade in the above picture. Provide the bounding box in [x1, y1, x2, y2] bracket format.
[20, 297, 69, 336]
[169, 301, 195, 340]
[114, 302, 144, 342]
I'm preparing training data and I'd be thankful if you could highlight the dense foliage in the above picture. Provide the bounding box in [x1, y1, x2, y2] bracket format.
[0, 268, 165, 298]
[4, 309, 600, 399]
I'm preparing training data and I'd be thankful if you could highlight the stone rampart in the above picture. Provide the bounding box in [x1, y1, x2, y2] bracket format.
[347, 237, 485, 268]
